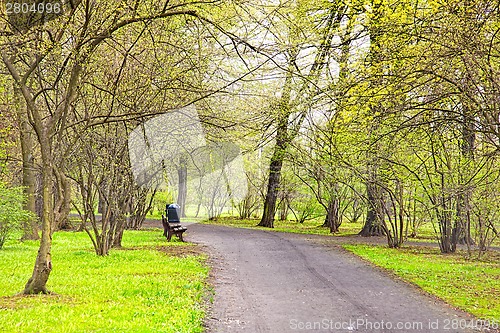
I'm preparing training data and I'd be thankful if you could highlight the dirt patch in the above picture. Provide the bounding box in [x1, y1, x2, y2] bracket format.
[0, 296, 24, 310]
[156, 244, 208, 257]
[0, 294, 73, 310]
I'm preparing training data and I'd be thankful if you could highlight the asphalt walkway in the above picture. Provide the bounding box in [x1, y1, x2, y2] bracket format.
[186, 223, 494, 333]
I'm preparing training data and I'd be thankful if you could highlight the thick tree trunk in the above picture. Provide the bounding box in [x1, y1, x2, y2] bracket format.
[453, 105, 475, 251]
[258, 103, 290, 229]
[358, 1, 387, 239]
[439, 216, 454, 253]
[436, 178, 454, 254]
[325, 196, 340, 233]
[259, 158, 284, 228]
[359, 182, 385, 237]
[258, 115, 289, 228]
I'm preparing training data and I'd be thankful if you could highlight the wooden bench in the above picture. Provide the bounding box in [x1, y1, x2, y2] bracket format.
[161, 215, 187, 242]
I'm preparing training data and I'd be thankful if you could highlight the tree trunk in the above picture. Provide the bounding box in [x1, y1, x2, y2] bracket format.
[453, 103, 476, 251]
[14, 86, 39, 240]
[259, 158, 284, 228]
[112, 214, 126, 248]
[53, 167, 71, 231]
[258, 102, 290, 228]
[177, 156, 187, 217]
[359, 181, 385, 237]
[279, 194, 289, 221]
[35, 172, 43, 220]
[98, 190, 106, 215]
[259, 8, 337, 228]
[436, 181, 454, 254]
[23, 135, 53, 294]
[358, 0, 387, 238]
[453, 192, 474, 248]
[325, 196, 340, 233]
[258, 53, 296, 229]
[439, 216, 454, 253]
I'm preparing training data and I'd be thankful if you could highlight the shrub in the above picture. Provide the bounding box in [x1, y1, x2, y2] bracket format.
[151, 190, 174, 216]
[0, 183, 32, 249]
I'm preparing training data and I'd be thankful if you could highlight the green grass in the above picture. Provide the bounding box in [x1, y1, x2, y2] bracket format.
[0, 230, 209, 333]
[201, 217, 354, 236]
[201, 216, 414, 239]
[343, 244, 500, 321]
[202, 217, 500, 247]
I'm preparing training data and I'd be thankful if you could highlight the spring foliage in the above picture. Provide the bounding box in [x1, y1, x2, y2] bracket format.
[0, 183, 32, 249]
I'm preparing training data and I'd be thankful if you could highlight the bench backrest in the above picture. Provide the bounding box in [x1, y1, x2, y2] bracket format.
[162, 215, 182, 229]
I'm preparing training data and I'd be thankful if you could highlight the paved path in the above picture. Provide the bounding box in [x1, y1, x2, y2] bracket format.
[186, 224, 496, 333]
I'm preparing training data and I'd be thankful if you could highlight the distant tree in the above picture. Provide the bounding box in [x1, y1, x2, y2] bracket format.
[258, 1, 350, 228]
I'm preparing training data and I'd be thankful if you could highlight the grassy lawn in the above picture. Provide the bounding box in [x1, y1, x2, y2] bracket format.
[201, 217, 335, 236]
[200, 217, 376, 237]
[343, 244, 500, 321]
[0, 230, 209, 333]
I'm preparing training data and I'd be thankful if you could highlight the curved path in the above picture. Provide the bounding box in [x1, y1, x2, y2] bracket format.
[186, 224, 495, 333]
